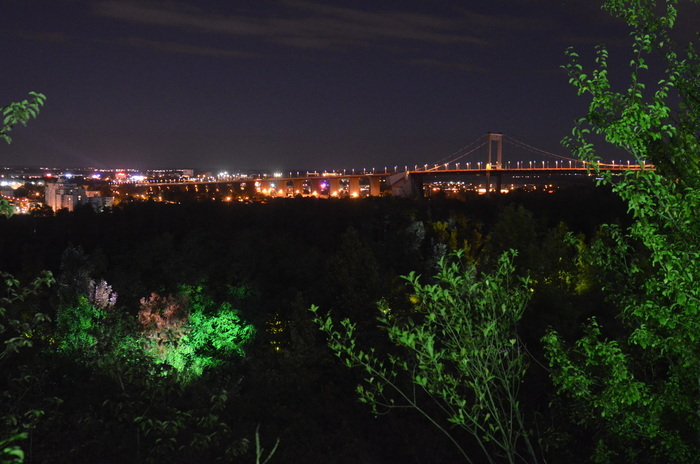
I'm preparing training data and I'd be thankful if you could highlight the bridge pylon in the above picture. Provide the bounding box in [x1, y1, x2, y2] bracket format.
[486, 132, 503, 192]
[486, 132, 503, 169]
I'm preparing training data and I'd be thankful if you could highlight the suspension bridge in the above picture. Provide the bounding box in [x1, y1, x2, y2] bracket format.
[387, 132, 651, 196]
[126, 133, 652, 199]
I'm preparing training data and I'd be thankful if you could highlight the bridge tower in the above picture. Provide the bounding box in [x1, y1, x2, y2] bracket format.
[486, 132, 503, 169]
[486, 132, 503, 193]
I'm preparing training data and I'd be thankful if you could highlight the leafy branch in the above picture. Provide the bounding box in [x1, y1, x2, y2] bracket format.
[1, 92, 46, 145]
[312, 250, 540, 464]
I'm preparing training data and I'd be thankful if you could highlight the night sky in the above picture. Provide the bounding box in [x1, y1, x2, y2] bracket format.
[1, 1, 698, 171]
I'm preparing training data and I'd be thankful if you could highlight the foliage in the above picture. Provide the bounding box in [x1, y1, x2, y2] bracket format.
[55, 277, 119, 358]
[56, 294, 107, 354]
[138, 286, 255, 380]
[44, 327, 252, 464]
[0, 271, 54, 464]
[56, 276, 255, 383]
[0, 433, 26, 464]
[0, 200, 11, 220]
[254, 424, 280, 464]
[428, 214, 486, 264]
[0, 93, 47, 463]
[546, 0, 700, 462]
[0, 92, 46, 217]
[0, 92, 45, 146]
[312, 250, 539, 464]
[0, 192, 634, 462]
[15, 273, 260, 462]
[0, 272, 54, 362]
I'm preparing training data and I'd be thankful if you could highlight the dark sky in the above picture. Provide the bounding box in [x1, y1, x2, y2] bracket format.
[1, 1, 697, 171]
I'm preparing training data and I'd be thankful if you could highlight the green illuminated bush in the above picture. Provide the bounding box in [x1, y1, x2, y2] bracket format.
[56, 279, 255, 381]
[56, 294, 106, 354]
[56, 279, 119, 359]
[138, 286, 255, 380]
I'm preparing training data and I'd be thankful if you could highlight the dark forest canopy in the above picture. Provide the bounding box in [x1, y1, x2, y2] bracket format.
[0, 189, 629, 463]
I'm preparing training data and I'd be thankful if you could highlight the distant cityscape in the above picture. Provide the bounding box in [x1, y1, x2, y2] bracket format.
[0, 165, 596, 215]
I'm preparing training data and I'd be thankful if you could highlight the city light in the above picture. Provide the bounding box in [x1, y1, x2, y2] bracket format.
[0, 142, 649, 211]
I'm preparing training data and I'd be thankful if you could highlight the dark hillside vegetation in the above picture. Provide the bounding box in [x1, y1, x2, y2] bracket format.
[1, 187, 628, 463]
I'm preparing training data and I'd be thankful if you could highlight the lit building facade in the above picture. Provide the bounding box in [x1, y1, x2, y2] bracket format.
[44, 177, 113, 212]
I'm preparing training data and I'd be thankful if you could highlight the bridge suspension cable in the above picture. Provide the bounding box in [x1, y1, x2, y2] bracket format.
[424, 133, 618, 171]
[430, 134, 488, 169]
[437, 135, 486, 164]
[503, 135, 580, 163]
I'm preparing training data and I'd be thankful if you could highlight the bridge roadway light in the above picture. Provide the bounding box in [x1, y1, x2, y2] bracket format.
[456, 163, 460, 169]
[424, 164, 428, 171]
